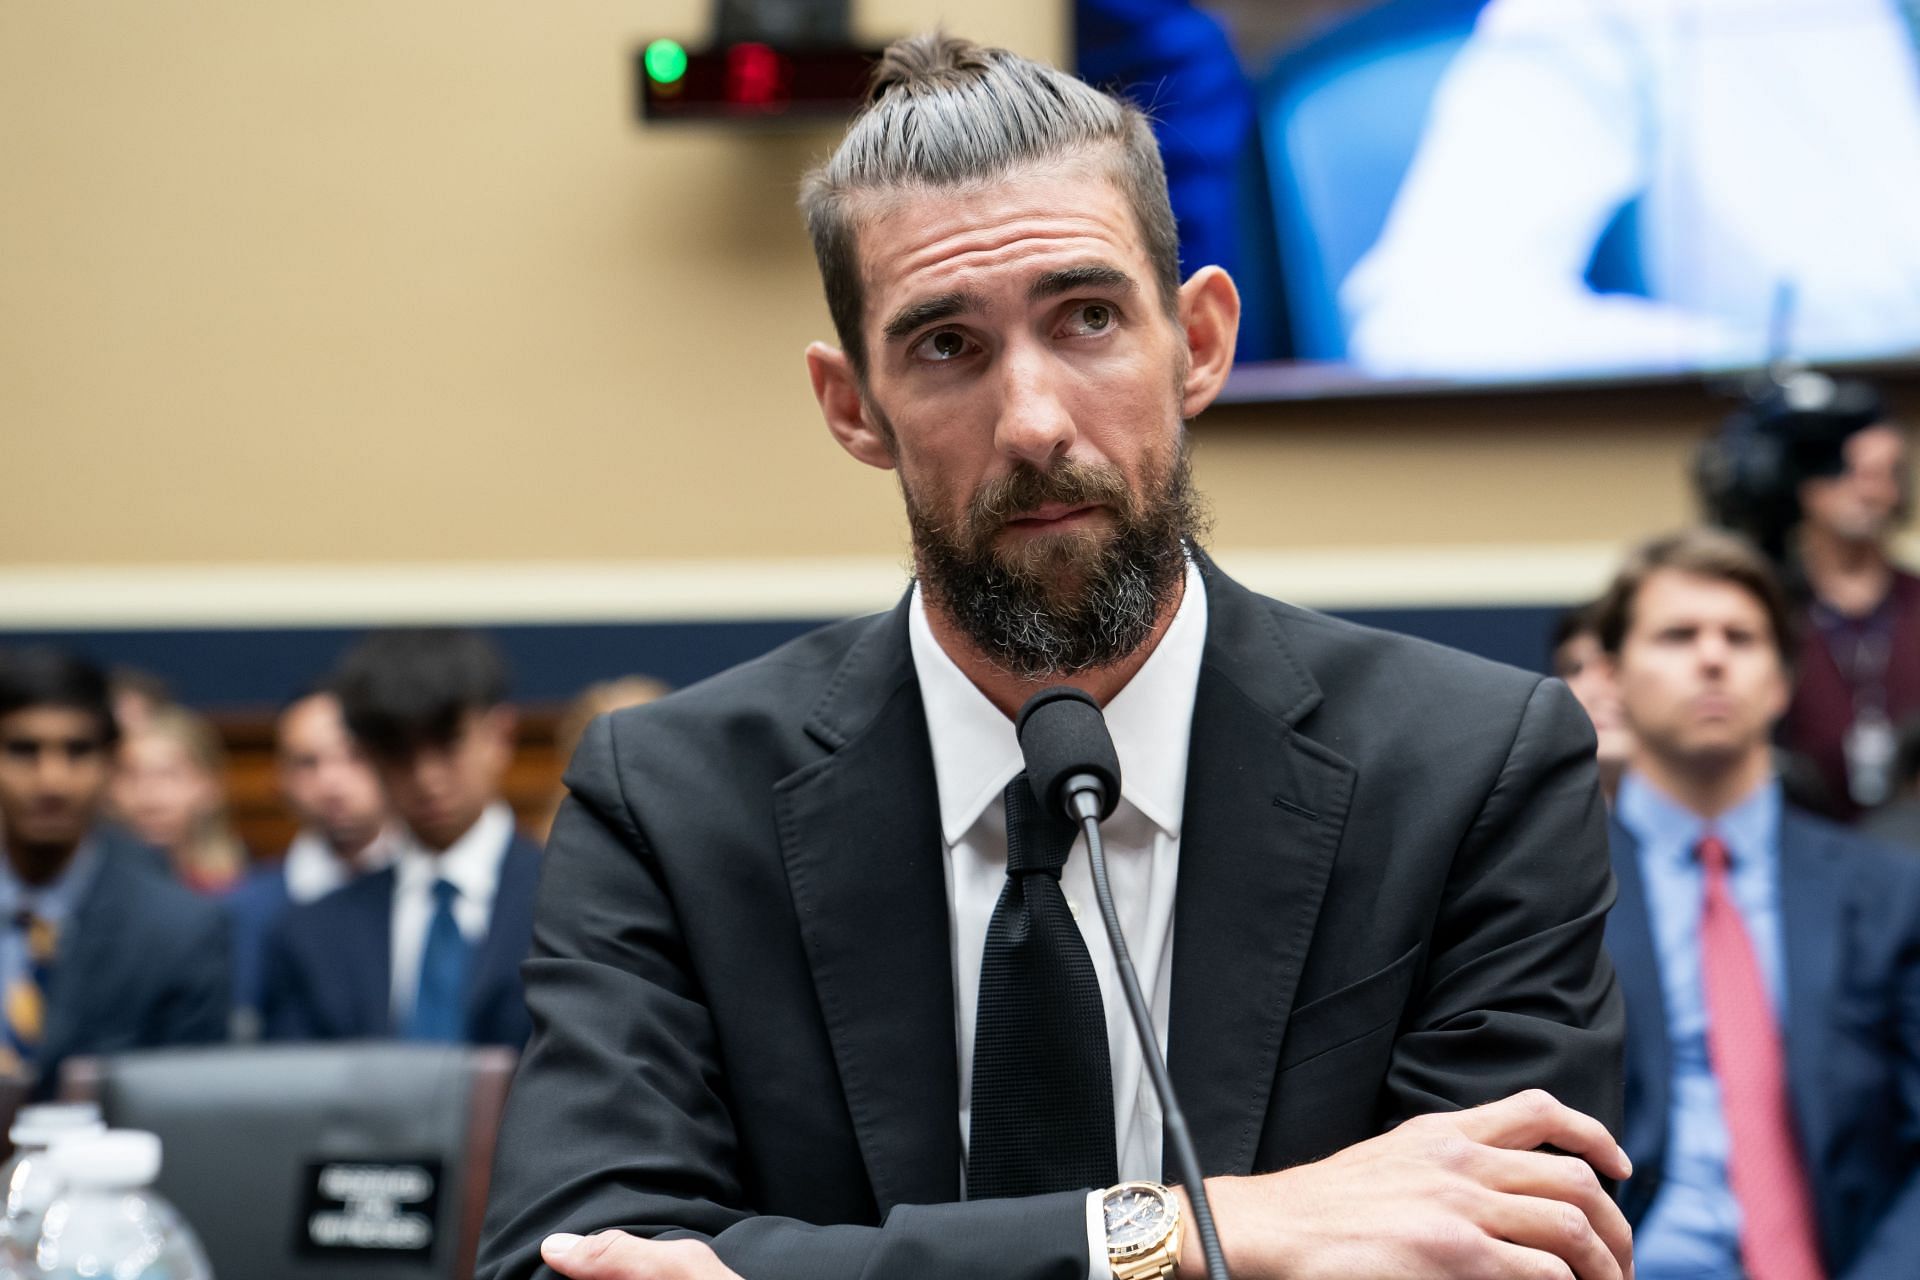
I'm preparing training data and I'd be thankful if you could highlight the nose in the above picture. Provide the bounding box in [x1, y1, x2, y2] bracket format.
[992, 340, 1076, 469]
[1696, 632, 1730, 672]
[35, 749, 76, 792]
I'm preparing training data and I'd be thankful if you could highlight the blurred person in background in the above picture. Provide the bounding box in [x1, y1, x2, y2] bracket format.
[1786, 398, 1918, 821]
[111, 704, 248, 893]
[225, 688, 395, 1036]
[539, 676, 670, 840]
[1860, 719, 1920, 853]
[106, 667, 171, 741]
[1699, 373, 1920, 821]
[1550, 601, 1633, 802]
[261, 630, 539, 1046]
[1596, 529, 1920, 1278]
[0, 648, 228, 1098]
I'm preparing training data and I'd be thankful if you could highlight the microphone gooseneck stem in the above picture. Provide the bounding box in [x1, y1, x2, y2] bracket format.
[1079, 803, 1231, 1280]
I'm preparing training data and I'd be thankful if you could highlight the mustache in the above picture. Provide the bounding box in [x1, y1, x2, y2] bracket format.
[962, 460, 1132, 539]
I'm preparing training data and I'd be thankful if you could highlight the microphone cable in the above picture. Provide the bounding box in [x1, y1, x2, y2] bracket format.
[1078, 806, 1231, 1280]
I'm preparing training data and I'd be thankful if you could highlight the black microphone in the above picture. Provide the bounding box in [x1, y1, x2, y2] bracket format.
[1014, 686, 1121, 823]
[1014, 687, 1231, 1280]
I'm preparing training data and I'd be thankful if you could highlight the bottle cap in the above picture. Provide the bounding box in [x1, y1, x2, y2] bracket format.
[46, 1130, 161, 1188]
[8, 1104, 104, 1150]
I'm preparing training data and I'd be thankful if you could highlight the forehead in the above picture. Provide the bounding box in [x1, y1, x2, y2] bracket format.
[0, 706, 105, 743]
[852, 157, 1149, 324]
[1847, 423, 1907, 467]
[1632, 569, 1769, 627]
[280, 693, 346, 744]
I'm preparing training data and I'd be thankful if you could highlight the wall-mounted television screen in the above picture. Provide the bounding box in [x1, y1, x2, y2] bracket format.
[1076, 0, 1920, 399]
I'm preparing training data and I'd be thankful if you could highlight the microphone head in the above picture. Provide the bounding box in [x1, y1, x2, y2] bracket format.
[1014, 685, 1122, 822]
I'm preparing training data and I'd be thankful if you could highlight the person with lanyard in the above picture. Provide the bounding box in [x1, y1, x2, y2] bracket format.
[1780, 387, 1920, 821]
[0, 647, 228, 1099]
[1597, 528, 1920, 1279]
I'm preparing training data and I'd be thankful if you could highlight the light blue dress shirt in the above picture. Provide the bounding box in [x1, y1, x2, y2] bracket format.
[1616, 772, 1787, 1280]
[0, 839, 100, 1038]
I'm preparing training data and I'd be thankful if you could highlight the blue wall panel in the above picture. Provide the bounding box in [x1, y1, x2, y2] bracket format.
[3, 604, 1565, 710]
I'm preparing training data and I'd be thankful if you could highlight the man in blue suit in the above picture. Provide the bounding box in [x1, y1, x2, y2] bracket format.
[262, 630, 539, 1047]
[0, 647, 228, 1097]
[226, 687, 396, 1034]
[1597, 528, 1920, 1279]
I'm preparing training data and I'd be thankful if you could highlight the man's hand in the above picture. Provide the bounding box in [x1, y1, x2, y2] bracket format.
[541, 1231, 744, 1279]
[1185, 1090, 1634, 1280]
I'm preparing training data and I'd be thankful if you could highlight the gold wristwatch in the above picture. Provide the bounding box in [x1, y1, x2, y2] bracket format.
[1101, 1180, 1183, 1280]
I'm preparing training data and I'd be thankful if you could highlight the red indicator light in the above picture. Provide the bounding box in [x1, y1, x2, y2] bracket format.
[727, 42, 788, 107]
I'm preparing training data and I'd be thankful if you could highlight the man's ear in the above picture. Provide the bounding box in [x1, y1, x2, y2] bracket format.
[1176, 266, 1241, 419]
[479, 705, 518, 769]
[806, 342, 896, 471]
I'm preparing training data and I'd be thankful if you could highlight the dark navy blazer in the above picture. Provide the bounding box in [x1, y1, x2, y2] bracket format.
[40, 830, 230, 1097]
[1608, 809, 1920, 1278]
[259, 834, 541, 1047]
[224, 863, 292, 1018]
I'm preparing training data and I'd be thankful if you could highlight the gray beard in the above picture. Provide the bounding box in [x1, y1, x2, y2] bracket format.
[905, 451, 1198, 679]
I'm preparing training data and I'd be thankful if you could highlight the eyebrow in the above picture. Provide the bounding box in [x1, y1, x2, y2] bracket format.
[882, 290, 987, 343]
[879, 264, 1141, 345]
[1028, 263, 1137, 302]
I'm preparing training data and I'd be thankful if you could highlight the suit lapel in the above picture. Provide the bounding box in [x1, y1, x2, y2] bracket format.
[776, 600, 960, 1212]
[1603, 819, 1671, 1220]
[1777, 814, 1843, 1170]
[41, 840, 132, 1070]
[342, 871, 398, 1035]
[466, 837, 539, 1032]
[1169, 561, 1355, 1176]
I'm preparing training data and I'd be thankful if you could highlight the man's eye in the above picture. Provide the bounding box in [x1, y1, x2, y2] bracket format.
[913, 329, 972, 362]
[1064, 302, 1116, 336]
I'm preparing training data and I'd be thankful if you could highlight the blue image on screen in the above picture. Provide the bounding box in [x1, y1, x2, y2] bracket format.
[1078, 0, 1920, 390]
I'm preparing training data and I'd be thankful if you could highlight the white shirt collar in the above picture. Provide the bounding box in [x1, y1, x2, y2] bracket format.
[908, 557, 1208, 847]
[392, 802, 514, 907]
[283, 826, 400, 905]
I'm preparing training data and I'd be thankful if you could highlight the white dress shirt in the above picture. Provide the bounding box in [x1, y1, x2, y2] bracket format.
[1343, 0, 1920, 379]
[282, 826, 398, 906]
[908, 558, 1207, 1276]
[387, 802, 514, 1026]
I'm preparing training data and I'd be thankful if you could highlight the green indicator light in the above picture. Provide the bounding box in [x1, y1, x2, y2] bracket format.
[645, 39, 689, 85]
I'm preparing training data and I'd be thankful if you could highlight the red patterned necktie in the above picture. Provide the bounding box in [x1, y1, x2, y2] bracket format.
[1695, 833, 1826, 1280]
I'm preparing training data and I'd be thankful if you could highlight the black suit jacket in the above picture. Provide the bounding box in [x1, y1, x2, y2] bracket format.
[1609, 810, 1920, 1278]
[478, 560, 1624, 1279]
[39, 830, 230, 1097]
[260, 834, 541, 1046]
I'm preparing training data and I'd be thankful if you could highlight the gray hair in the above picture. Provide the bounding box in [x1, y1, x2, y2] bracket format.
[799, 32, 1181, 380]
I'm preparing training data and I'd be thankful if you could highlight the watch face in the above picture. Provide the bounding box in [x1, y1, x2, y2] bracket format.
[1103, 1183, 1173, 1253]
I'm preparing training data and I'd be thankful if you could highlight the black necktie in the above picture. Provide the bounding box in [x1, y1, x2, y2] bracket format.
[966, 772, 1118, 1200]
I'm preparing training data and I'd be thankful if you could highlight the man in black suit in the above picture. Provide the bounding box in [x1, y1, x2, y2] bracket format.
[262, 630, 539, 1046]
[480, 33, 1630, 1280]
[0, 647, 228, 1097]
[1597, 529, 1920, 1278]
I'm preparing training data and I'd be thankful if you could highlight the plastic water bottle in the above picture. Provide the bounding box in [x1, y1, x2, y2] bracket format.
[33, 1131, 212, 1280]
[0, 1105, 105, 1277]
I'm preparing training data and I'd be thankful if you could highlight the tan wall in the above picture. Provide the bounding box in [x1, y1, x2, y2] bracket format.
[4, 1, 1911, 574]
[0, 0, 1059, 567]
